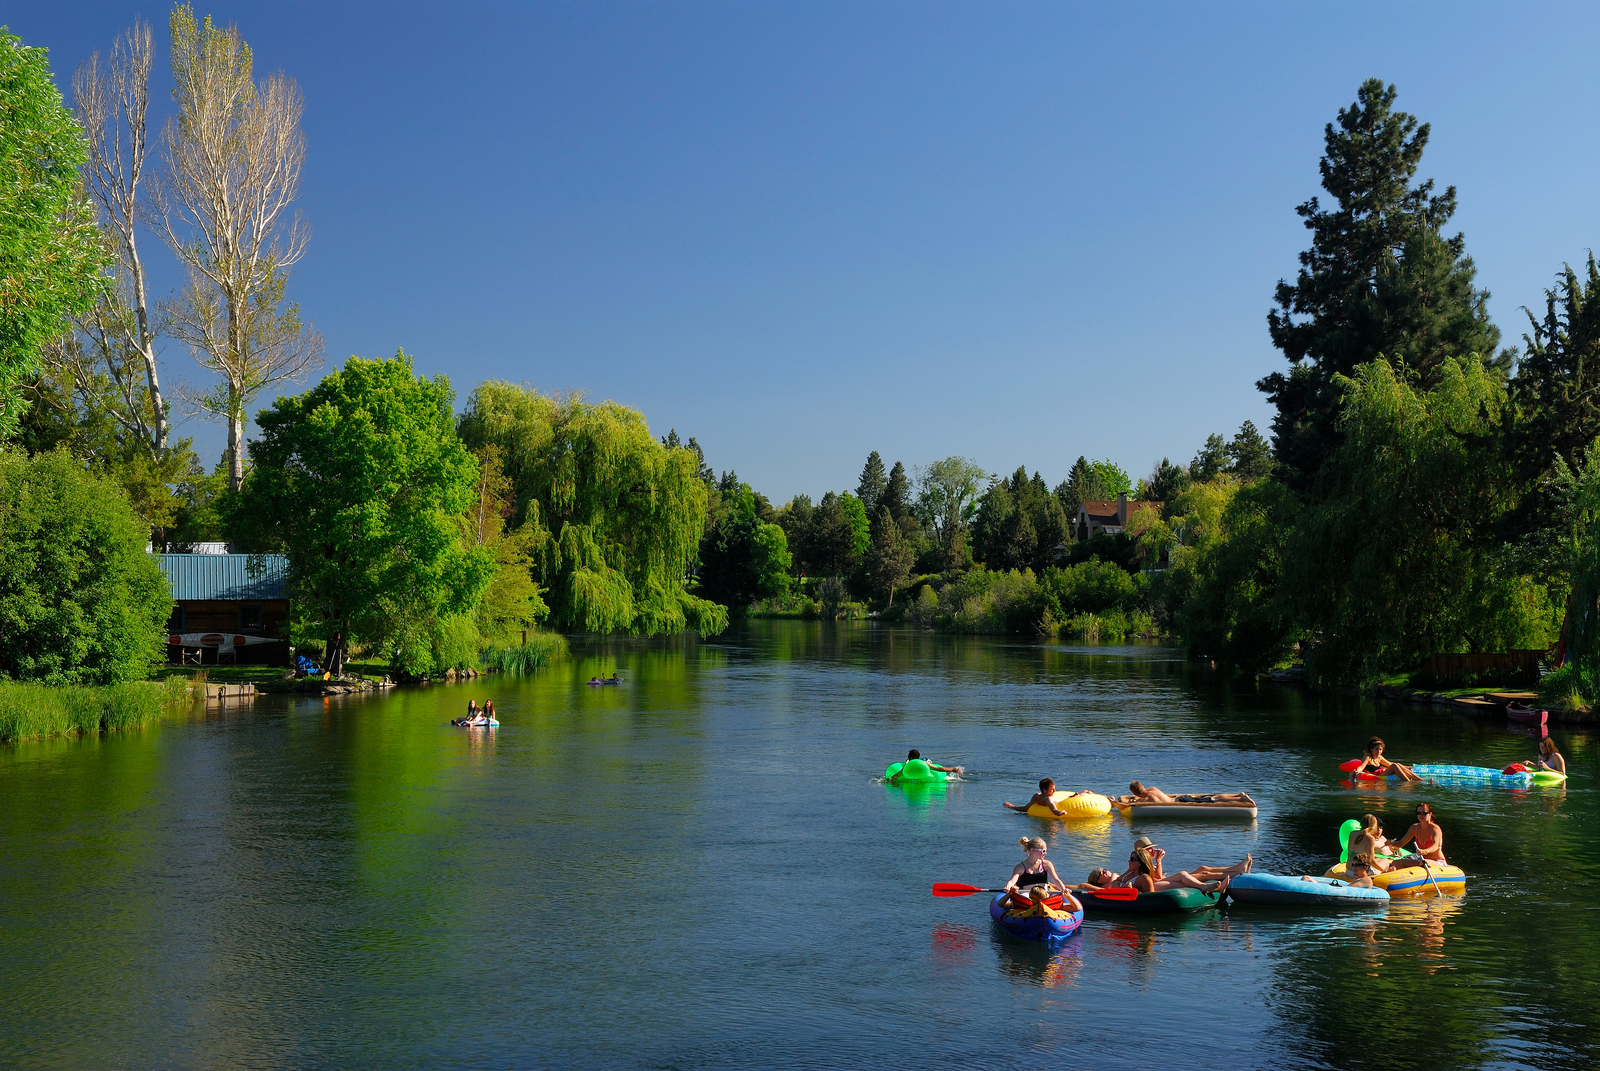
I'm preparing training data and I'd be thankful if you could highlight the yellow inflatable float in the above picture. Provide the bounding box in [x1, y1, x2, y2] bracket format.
[1324, 860, 1466, 895]
[1027, 791, 1112, 819]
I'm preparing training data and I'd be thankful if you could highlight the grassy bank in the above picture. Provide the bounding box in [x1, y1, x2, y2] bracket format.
[481, 631, 570, 674]
[0, 676, 192, 743]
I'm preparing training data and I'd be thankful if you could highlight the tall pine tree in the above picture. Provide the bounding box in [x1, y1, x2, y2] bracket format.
[1259, 79, 1501, 492]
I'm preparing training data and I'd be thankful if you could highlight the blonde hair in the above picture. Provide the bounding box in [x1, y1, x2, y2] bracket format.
[1028, 886, 1049, 901]
[1020, 837, 1047, 852]
[1362, 813, 1381, 837]
[1133, 845, 1157, 874]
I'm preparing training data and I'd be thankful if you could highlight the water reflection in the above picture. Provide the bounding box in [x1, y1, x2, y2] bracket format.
[992, 929, 1083, 988]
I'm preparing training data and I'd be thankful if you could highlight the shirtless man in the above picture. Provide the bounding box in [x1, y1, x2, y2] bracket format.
[1003, 777, 1093, 817]
[1121, 781, 1254, 805]
[1390, 803, 1446, 867]
[900, 749, 962, 775]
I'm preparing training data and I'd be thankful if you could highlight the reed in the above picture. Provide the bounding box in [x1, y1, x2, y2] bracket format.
[0, 676, 192, 743]
[481, 631, 570, 675]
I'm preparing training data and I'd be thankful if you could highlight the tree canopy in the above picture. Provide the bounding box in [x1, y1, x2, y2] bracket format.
[457, 381, 727, 636]
[0, 449, 170, 684]
[0, 32, 108, 439]
[1259, 79, 1501, 492]
[238, 352, 493, 675]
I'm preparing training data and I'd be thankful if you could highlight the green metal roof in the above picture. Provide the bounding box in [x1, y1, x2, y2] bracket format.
[157, 554, 288, 601]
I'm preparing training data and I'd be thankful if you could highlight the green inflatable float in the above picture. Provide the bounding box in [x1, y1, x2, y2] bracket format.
[884, 758, 947, 783]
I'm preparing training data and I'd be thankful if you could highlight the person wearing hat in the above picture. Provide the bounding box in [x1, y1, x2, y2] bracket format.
[1127, 837, 1252, 894]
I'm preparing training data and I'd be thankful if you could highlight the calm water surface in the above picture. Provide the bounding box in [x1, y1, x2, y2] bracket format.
[3, 622, 1597, 1070]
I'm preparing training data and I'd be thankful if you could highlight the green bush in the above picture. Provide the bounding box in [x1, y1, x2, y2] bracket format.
[1539, 662, 1595, 713]
[0, 675, 190, 742]
[1063, 609, 1158, 643]
[481, 630, 569, 675]
[0, 450, 173, 684]
[933, 567, 1049, 634]
[1042, 559, 1135, 617]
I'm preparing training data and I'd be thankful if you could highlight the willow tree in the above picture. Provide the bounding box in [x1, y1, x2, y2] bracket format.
[1284, 356, 1554, 686]
[457, 383, 728, 636]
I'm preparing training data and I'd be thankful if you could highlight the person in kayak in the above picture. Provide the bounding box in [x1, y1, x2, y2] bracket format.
[1307, 852, 1377, 888]
[1005, 884, 1082, 919]
[1390, 803, 1446, 866]
[1535, 737, 1566, 776]
[1123, 781, 1255, 805]
[900, 749, 963, 776]
[1346, 814, 1393, 870]
[1352, 736, 1420, 781]
[1003, 777, 1093, 816]
[1003, 837, 1068, 894]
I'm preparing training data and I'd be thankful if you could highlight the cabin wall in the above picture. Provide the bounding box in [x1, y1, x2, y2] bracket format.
[165, 599, 291, 666]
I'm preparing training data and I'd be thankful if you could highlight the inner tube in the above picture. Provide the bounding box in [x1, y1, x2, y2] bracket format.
[885, 758, 947, 783]
[1324, 861, 1466, 894]
[1026, 791, 1112, 819]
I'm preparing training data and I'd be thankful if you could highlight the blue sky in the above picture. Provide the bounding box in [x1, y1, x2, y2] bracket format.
[9, 2, 1600, 501]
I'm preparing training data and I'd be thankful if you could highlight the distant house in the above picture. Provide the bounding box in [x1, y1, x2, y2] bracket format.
[1074, 492, 1161, 543]
[157, 553, 291, 666]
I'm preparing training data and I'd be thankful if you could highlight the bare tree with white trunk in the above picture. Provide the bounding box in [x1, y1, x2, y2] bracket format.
[156, 4, 322, 491]
[47, 20, 171, 459]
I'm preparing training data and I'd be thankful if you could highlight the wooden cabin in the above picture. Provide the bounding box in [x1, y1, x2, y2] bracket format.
[157, 553, 291, 666]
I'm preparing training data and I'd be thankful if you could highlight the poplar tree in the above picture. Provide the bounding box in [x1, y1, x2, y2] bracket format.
[1260, 79, 1500, 492]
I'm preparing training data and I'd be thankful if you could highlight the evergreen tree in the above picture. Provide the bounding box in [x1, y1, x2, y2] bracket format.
[881, 461, 912, 525]
[1065, 456, 1103, 503]
[1191, 434, 1229, 482]
[1226, 420, 1275, 480]
[1511, 255, 1600, 483]
[867, 506, 914, 606]
[857, 451, 888, 518]
[1142, 458, 1191, 503]
[1259, 79, 1501, 492]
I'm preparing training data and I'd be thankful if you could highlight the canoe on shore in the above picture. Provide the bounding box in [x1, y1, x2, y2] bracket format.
[1113, 797, 1257, 820]
[1078, 887, 1221, 914]
[1506, 702, 1548, 725]
[1227, 872, 1389, 907]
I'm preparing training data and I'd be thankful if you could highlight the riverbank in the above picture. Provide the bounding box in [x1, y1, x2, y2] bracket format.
[0, 677, 191, 743]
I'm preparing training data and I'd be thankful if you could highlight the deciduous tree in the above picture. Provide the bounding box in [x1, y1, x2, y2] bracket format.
[157, 5, 322, 490]
[238, 352, 494, 676]
[0, 32, 108, 437]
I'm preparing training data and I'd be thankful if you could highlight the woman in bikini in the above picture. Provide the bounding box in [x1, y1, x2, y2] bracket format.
[1346, 814, 1393, 872]
[1352, 736, 1420, 781]
[1535, 737, 1566, 776]
[1003, 838, 1073, 902]
[1390, 803, 1446, 867]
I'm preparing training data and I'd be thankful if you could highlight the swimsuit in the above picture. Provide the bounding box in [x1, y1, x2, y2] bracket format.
[1175, 794, 1216, 803]
[1018, 869, 1048, 886]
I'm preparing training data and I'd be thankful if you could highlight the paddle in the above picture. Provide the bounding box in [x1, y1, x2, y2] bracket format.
[931, 882, 1134, 901]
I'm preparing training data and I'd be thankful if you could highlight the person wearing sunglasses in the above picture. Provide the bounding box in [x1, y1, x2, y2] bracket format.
[1390, 803, 1446, 867]
[1003, 837, 1068, 895]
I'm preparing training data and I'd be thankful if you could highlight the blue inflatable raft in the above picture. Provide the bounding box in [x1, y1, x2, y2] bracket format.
[989, 892, 1084, 941]
[1226, 872, 1390, 907]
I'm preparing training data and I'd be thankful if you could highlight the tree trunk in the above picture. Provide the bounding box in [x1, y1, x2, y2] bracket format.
[227, 382, 245, 491]
[325, 631, 346, 677]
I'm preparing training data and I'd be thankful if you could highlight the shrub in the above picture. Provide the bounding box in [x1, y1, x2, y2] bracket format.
[0, 450, 173, 684]
[1042, 559, 1135, 617]
[1539, 662, 1595, 713]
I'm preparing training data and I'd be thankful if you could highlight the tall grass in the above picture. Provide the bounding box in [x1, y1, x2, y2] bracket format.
[1539, 662, 1595, 713]
[481, 631, 570, 675]
[0, 676, 192, 743]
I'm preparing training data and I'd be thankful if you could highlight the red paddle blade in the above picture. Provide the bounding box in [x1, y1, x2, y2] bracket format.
[931, 883, 986, 896]
[1089, 887, 1139, 900]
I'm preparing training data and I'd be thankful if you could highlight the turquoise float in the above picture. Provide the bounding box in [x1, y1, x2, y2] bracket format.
[1227, 872, 1389, 906]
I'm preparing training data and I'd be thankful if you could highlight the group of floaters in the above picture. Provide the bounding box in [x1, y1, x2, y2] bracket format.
[451, 700, 499, 727]
[916, 732, 1571, 942]
[1341, 735, 1567, 786]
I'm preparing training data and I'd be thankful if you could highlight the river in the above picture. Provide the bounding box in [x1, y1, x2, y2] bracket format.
[1, 621, 1594, 1070]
